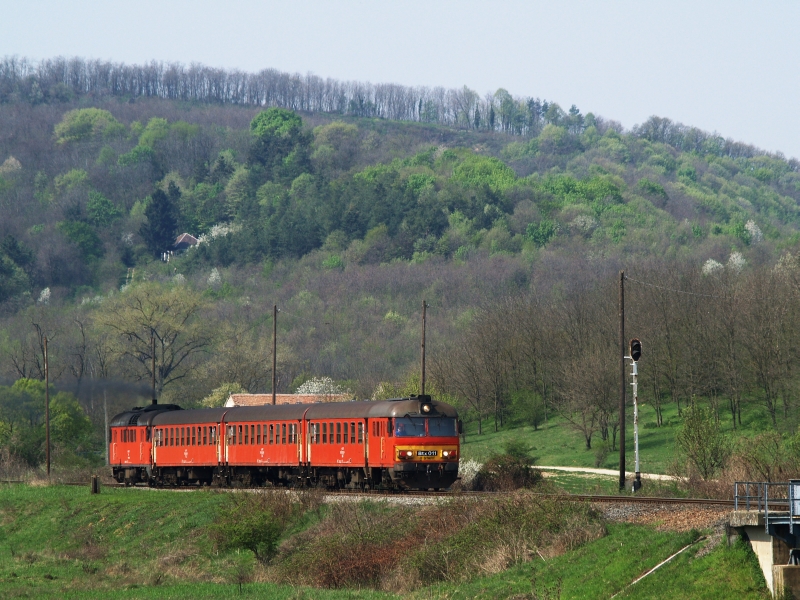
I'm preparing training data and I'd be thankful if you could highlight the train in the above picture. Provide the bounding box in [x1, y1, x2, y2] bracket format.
[109, 394, 461, 490]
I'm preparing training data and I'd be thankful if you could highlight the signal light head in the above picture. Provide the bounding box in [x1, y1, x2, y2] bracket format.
[630, 338, 642, 362]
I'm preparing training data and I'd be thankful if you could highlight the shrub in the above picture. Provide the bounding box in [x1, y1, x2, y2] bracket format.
[675, 406, 729, 480]
[473, 453, 543, 491]
[210, 490, 307, 563]
[271, 494, 603, 592]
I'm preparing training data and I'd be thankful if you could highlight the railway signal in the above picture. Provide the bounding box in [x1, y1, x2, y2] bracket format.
[627, 338, 643, 492]
[630, 338, 642, 362]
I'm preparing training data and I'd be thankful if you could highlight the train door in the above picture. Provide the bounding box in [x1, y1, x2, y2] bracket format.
[305, 421, 313, 465]
[380, 419, 385, 461]
[360, 420, 367, 464]
[111, 428, 117, 463]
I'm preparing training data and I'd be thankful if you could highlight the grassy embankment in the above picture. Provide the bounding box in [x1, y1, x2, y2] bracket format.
[0, 484, 770, 599]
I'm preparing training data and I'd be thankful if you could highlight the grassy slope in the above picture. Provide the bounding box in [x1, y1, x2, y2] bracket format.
[459, 397, 775, 475]
[0, 485, 770, 599]
[410, 524, 769, 600]
[0, 485, 388, 599]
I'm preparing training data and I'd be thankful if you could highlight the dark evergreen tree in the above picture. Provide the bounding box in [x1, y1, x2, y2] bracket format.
[140, 189, 178, 257]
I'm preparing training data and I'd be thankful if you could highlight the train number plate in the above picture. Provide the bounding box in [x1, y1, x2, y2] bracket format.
[416, 450, 438, 457]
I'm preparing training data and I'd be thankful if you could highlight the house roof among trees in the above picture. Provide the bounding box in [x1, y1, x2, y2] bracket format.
[173, 233, 198, 249]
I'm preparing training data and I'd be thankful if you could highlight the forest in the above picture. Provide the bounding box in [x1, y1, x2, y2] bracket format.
[1, 56, 800, 473]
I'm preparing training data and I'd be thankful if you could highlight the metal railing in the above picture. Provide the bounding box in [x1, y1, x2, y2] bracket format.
[734, 480, 800, 534]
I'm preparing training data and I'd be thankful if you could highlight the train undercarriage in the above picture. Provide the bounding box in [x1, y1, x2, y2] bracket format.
[114, 462, 458, 490]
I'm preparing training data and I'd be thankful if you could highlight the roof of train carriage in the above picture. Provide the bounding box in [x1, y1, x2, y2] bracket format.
[151, 407, 230, 425]
[109, 404, 182, 427]
[139, 397, 458, 427]
[304, 397, 458, 419]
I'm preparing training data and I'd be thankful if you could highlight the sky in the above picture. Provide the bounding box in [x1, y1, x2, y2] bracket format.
[2, 1, 798, 159]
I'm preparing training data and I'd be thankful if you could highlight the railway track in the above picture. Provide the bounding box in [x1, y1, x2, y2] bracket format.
[1, 479, 742, 506]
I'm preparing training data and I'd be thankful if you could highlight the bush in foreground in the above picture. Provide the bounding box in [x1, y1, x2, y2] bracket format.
[271, 492, 604, 592]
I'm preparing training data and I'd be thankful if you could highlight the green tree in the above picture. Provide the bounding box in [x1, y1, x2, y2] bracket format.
[97, 282, 212, 396]
[139, 188, 179, 256]
[57, 221, 104, 260]
[248, 108, 310, 180]
[86, 191, 122, 227]
[676, 406, 729, 480]
[54, 108, 125, 144]
[201, 383, 245, 408]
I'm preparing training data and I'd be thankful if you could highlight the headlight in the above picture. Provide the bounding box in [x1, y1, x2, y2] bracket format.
[442, 451, 449, 457]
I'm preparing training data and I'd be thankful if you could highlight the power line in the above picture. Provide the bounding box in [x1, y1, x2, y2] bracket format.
[624, 275, 765, 301]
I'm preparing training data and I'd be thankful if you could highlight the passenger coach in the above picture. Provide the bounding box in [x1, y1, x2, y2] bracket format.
[110, 395, 460, 490]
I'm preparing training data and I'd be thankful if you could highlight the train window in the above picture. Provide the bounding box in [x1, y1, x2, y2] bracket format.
[210, 426, 216, 445]
[191, 427, 195, 446]
[315, 423, 321, 444]
[134, 430, 138, 442]
[235, 425, 241, 445]
[281, 423, 286, 444]
[244, 425, 249, 445]
[251, 425, 255, 445]
[322, 423, 327, 444]
[350, 422, 355, 444]
[146, 429, 151, 442]
[358, 423, 364, 444]
[335, 422, 340, 444]
[387, 419, 393, 437]
[202, 427, 206, 445]
[257, 424, 261, 444]
[180, 427, 184, 446]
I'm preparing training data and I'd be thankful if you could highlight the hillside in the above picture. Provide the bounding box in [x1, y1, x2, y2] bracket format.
[2, 58, 800, 478]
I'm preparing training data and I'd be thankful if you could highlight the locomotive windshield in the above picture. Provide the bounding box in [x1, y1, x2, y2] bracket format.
[394, 417, 457, 437]
[427, 418, 458, 437]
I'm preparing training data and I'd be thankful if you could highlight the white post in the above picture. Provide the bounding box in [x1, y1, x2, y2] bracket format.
[631, 360, 641, 492]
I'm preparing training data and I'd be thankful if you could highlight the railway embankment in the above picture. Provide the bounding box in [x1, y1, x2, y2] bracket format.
[0, 482, 771, 599]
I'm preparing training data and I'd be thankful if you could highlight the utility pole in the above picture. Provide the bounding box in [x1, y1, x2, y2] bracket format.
[151, 334, 157, 405]
[45, 336, 50, 478]
[272, 304, 277, 406]
[104, 388, 109, 465]
[619, 271, 626, 491]
[421, 300, 427, 396]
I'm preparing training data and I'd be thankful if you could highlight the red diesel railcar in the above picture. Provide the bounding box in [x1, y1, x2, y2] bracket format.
[109, 395, 460, 490]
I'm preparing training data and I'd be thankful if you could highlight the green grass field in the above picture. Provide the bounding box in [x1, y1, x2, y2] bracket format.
[0, 484, 770, 599]
[459, 398, 778, 475]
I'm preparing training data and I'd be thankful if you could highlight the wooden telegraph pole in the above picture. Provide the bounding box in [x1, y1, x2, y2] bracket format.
[420, 300, 427, 396]
[45, 336, 50, 477]
[619, 271, 626, 491]
[151, 334, 157, 405]
[272, 304, 277, 405]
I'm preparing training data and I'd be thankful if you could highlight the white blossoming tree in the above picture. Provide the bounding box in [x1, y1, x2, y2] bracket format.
[702, 259, 723, 276]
